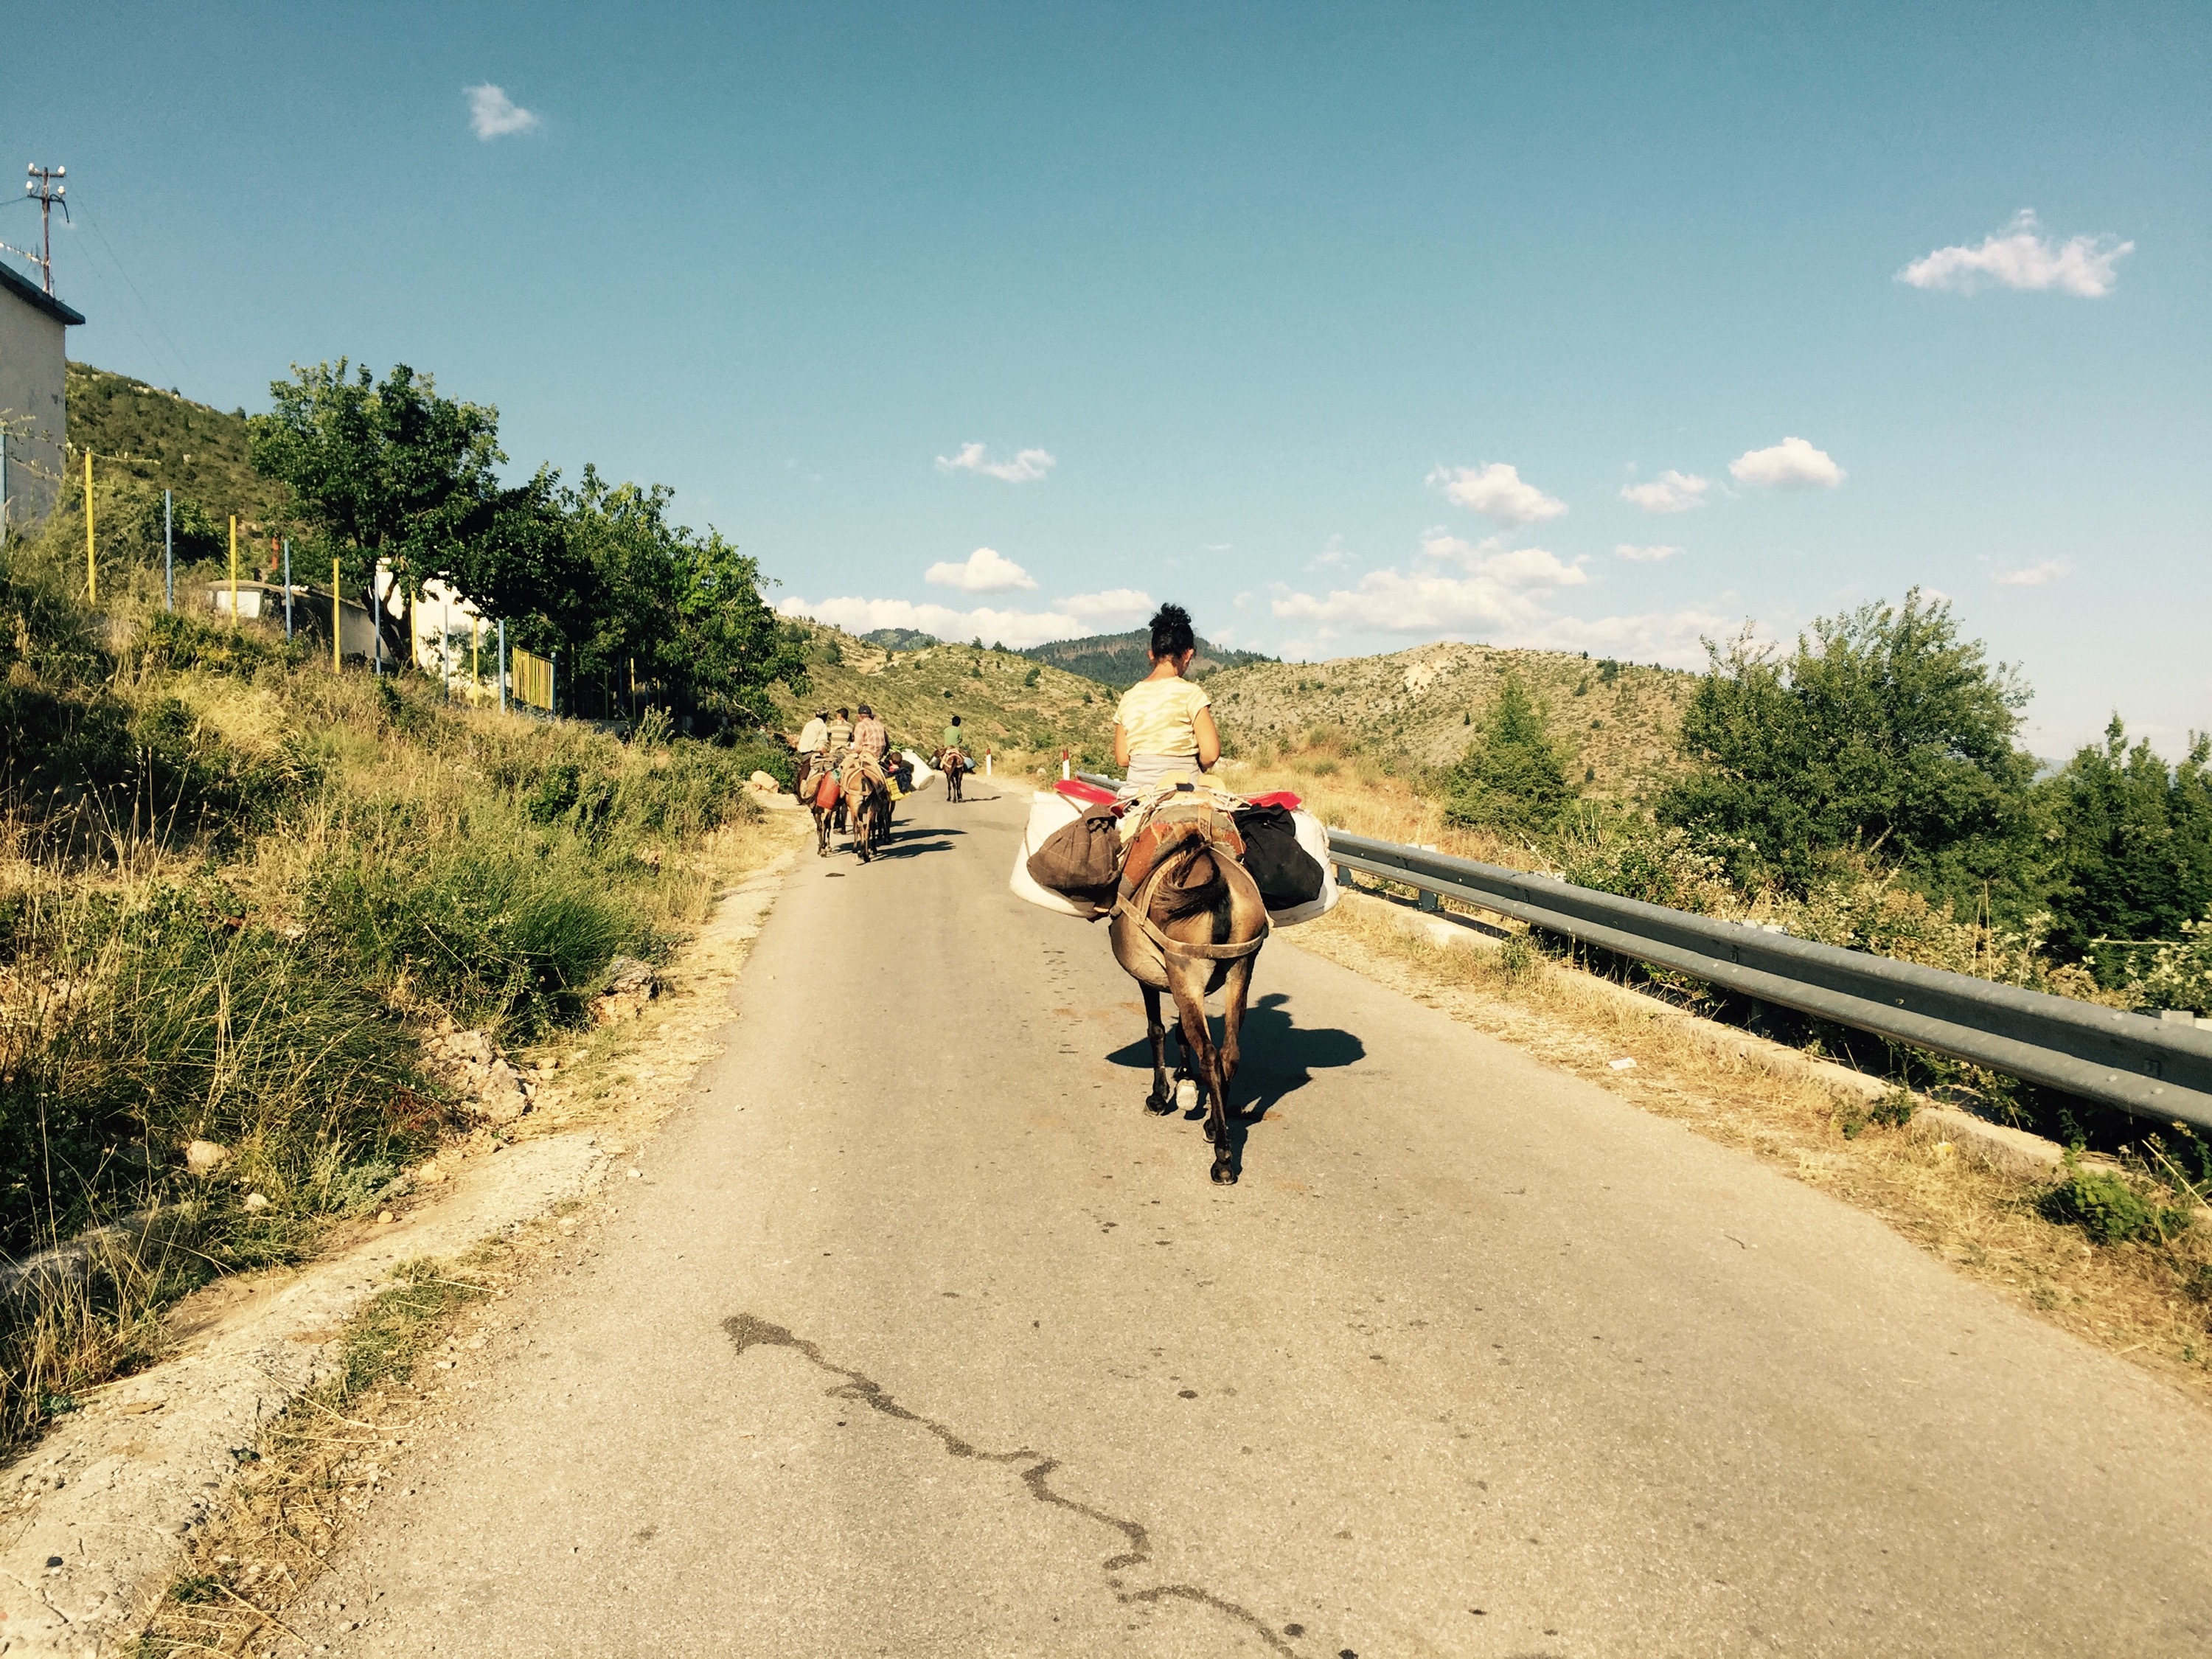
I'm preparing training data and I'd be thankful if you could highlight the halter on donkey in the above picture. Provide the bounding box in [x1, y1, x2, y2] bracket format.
[1106, 794, 1269, 1185]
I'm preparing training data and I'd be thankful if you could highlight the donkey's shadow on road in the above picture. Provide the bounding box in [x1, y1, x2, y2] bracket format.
[1105, 992, 1364, 1137]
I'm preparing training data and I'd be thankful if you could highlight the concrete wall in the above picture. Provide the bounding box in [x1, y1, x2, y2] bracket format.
[0, 280, 70, 529]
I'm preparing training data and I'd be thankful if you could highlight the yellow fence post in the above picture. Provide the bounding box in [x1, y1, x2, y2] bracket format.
[83, 451, 95, 602]
[332, 558, 341, 672]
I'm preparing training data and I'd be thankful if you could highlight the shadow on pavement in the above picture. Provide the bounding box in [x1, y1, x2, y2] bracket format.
[1104, 992, 1365, 1123]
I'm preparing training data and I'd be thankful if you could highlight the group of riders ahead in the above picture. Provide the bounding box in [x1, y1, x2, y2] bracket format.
[787, 598, 1229, 832]
[790, 701, 982, 859]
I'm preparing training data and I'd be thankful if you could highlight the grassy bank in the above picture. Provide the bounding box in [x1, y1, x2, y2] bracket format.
[0, 531, 786, 1450]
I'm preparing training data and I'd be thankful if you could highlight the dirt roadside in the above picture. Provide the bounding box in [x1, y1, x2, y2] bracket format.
[0, 805, 810, 1659]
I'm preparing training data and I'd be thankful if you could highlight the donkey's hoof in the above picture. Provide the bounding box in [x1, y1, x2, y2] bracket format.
[1144, 1093, 1175, 1116]
[1210, 1158, 1237, 1185]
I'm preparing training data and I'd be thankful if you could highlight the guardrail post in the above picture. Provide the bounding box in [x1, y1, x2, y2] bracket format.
[1416, 888, 1441, 914]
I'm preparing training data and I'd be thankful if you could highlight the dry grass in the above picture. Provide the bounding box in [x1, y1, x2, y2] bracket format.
[1291, 888, 2212, 1397]
[129, 1250, 505, 1656]
[126, 813, 807, 1654]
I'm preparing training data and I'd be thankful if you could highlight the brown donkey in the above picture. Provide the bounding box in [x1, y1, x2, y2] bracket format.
[1107, 799, 1269, 1184]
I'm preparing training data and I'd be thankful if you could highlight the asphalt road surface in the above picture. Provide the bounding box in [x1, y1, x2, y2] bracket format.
[294, 779, 2212, 1657]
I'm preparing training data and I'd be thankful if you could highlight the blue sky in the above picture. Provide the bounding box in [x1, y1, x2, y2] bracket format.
[10, 1, 2207, 756]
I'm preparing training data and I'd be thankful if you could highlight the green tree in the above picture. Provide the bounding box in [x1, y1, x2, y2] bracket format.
[2039, 719, 2212, 973]
[1658, 590, 2039, 908]
[556, 469, 807, 724]
[248, 360, 505, 608]
[1443, 672, 1574, 832]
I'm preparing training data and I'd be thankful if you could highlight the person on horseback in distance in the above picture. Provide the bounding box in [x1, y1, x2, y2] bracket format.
[1113, 603, 1221, 797]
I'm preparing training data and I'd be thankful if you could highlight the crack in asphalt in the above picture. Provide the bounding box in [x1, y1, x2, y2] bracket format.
[723, 1312, 1294, 1654]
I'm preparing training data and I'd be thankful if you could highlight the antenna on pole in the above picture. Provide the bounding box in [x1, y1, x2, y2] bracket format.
[24, 165, 68, 295]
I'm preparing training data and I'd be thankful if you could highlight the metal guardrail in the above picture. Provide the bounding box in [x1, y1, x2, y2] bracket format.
[1067, 769, 2212, 1129]
[1325, 830, 2212, 1133]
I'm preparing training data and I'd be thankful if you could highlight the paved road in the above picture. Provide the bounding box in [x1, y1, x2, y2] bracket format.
[297, 780, 2212, 1657]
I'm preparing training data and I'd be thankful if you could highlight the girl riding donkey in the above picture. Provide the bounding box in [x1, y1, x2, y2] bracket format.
[1105, 604, 1267, 1183]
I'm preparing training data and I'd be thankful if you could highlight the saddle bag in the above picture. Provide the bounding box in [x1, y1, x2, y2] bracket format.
[1232, 803, 1325, 909]
[813, 772, 841, 811]
[1028, 804, 1123, 902]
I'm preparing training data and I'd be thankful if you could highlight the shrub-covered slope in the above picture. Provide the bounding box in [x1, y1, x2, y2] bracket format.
[1019, 627, 1273, 691]
[1208, 641, 1697, 805]
[767, 623, 1120, 767]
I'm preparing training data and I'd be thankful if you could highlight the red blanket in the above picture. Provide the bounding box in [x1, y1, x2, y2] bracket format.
[1051, 779, 1301, 815]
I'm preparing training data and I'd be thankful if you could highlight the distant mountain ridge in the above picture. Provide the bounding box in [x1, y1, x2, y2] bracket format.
[1018, 629, 1274, 690]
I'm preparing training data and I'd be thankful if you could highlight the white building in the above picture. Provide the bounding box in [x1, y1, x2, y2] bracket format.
[0, 260, 83, 529]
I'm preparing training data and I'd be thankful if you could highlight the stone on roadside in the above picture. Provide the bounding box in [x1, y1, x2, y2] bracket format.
[242, 1192, 268, 1211]
[184, 1140, 230, 1177]
[593, 956, 659, 1025]
[420, 1028, 532, 1125]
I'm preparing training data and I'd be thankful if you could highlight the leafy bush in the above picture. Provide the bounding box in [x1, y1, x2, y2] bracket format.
[1659, 591, 2041, 915]
[2130, 909, 2212, 1013]
[129, 610, 290, 676]
[1551, 810, 1737, 913]
[2040, 1161, 2193, 1245]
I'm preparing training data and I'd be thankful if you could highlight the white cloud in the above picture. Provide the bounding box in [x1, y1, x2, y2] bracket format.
[1273, 568, 1546, 633]
[1619, 470, 1711, 514]
[1268, 525, 1731, 668]
[1729, 437, 1845, 490]
[1899, 211, 2133, 298]
[1615, 543, 1681, 563]
[1428, 462, 1567, 526]
[1062, 588, 1152, 624]
[1991, 559, 2070, 588]
[1419, 531, 1587, 587]
[779, 596, 1089, 650]
[924, 546, 1037, 592]
[1502, 607, 1736, 667]
[935, 442, 1057, 482]
[1479, 546, 1589, 588]
[466, 84, 540, 140]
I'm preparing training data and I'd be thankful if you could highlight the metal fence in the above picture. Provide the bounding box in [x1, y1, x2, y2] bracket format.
[1323, 830, 2212, 1133]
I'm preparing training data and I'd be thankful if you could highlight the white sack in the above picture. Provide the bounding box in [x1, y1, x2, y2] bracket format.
[901, 748, 936, 787]
[1008, 790, 1104, 919]
[1264, 808, 1340, 928]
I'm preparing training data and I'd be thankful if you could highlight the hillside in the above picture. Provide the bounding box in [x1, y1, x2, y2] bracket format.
[1018, 628, 1273, 690]
[768, 625, 1697, 802]
[859, 626, 941, 651]
[767, 623, 1120, 767]
[66, 362, 289, 529]
[1208, 641, 1698, 806]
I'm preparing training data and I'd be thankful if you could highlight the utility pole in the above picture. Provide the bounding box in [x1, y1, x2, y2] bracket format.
[83, 451, 95, 601]
[21, 166, 67, 295]
[163, 490, 173, 611]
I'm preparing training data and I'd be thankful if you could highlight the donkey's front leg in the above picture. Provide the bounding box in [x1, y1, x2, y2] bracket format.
[1142, 984, 1175, 1115]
